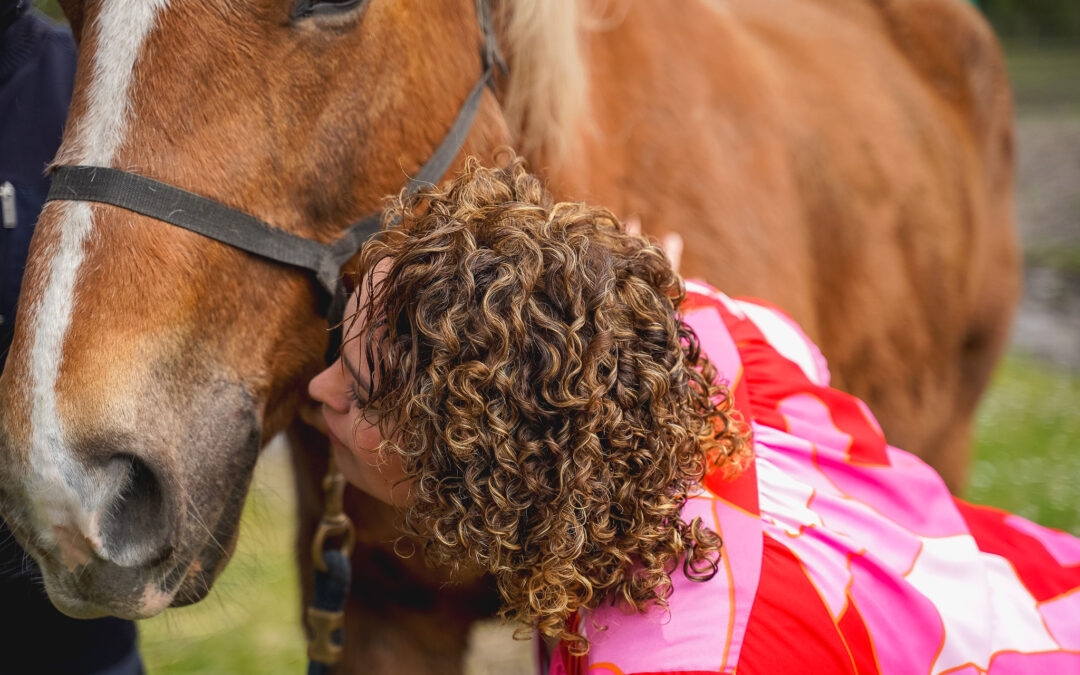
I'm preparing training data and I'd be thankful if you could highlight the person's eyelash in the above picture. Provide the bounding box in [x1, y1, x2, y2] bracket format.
[347, 383, 367, 407]
[348, 382, 382, 415]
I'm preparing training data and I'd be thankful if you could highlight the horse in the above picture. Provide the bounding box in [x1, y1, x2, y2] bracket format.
[0, 0, 1016, 672]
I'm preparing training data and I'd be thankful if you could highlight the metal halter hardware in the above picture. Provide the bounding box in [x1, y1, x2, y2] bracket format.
[43, 2, 505, 672]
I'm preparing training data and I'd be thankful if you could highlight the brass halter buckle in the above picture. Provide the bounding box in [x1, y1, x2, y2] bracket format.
[306, 455, 355, 667]
[310, 463, 355, 573]
[307, 606, 345, 666]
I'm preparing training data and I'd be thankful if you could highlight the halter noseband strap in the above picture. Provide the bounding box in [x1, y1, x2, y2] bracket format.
[47, 165, 380, 298]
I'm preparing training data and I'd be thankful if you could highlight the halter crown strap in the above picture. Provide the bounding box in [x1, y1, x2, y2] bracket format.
[45, 24, 496, 314]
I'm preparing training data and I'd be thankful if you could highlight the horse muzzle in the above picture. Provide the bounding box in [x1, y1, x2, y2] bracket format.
[0, 448, 183, 619]
[0, 378, 262, 620]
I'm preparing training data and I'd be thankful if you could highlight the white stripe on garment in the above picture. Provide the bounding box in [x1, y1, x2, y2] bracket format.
[735, 300, 826, 385]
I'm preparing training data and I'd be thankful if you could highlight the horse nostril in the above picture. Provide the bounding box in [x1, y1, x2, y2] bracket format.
[99, 455, 172, 567]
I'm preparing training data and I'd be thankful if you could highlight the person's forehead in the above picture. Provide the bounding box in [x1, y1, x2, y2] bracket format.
[356, 259, 391, 304]
[344, 259, 391, 347]
[345, 288, 360, 318]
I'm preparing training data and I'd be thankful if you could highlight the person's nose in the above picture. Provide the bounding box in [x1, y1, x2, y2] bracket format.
[308, 359, 350, 414]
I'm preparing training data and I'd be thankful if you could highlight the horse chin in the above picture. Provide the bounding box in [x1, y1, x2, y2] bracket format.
[43, 589, 115, 620]
[170, 567, 220, 608]
[38, 558, 182, 620]
[170, 511, 245, 609]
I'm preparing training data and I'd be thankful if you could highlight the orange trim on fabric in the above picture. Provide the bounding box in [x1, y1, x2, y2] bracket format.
[937, 663, 987, 674]
[777, 487, 822, 539]
[899, 540, 924, 578]
[925, 601, 950, 675]
[853, 587, 886, 675]
[712, 497, 760, 521]
[714, 499, 738, 671]
[1038, 584, 1080, 605]
[776, 534, 861, 675]
[805, 442, 932, 537]
[836, 586, 884, 675]
[587, 662, 626, 674]
[775, 390, 888, 468]
[935, 647, 1080, 674]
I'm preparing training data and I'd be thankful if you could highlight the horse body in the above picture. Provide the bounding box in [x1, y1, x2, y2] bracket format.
[559, 0, 1017, 488]
[0, 0, 1014, 671]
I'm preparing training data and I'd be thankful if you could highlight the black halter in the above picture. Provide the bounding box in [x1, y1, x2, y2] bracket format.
[44, 3, 505, 673]
[46, 0, 505, 326]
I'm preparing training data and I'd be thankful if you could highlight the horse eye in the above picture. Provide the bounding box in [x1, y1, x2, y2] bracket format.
[291, 0, 367, 21]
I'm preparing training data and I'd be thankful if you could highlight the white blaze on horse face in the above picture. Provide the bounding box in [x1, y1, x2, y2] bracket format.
[27, 0, 170, 536]
[79, 0, 171, 164]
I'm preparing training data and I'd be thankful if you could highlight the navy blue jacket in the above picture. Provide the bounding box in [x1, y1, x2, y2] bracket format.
[0, 5, 75, 367]
[0, 7, 142, 673]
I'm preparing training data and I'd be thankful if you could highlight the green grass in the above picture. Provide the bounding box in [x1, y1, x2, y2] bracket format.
[1027, 244, 1080, 280]
[32, 0, 64, 22]
[138, 446, 306, 675]
[967, 355, 1080, 535]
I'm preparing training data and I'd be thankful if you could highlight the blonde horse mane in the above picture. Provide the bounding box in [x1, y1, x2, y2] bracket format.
[500, 0, 590, 166]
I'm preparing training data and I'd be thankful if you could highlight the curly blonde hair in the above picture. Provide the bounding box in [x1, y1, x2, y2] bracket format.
[346, 155, 749, 651]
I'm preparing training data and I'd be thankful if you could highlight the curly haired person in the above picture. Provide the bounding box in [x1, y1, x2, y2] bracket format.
[308, 157, 1080, 675]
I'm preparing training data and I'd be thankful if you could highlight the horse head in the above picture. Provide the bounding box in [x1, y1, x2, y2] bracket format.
[0, 0, 580, 619]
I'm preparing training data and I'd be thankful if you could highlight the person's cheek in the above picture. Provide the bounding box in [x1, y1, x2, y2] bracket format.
[352, 420, 384, 454]
[332, 442, 368, 492]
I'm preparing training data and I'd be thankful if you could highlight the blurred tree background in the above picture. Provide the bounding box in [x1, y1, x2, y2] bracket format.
[980, 0, 1080, 41]
[31, 0, 1080, 50]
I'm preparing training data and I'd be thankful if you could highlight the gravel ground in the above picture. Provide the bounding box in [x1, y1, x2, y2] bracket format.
[1011, 116, 1080, 370]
